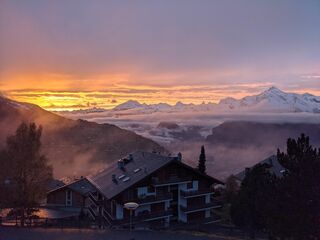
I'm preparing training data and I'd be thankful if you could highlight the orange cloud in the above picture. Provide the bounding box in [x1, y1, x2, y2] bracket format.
[3, 80, 274, 111]
[2, 71, 319, 111]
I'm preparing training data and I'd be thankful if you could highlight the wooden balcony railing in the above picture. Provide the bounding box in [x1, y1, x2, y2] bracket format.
[152, 176, 192, 186]
[121, 192, 173, 205]
[180, 189, 214, 198]
[180, 201, 221, 213]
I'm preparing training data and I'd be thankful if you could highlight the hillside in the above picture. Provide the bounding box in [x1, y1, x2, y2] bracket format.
[206, 121, 320, 148]
[199, 121, 320, 178]
[0, 96, 166, 178]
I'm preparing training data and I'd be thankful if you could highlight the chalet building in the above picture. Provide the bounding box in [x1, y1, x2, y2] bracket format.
[47, 177, 96, 210]
[86, 151, 223, 227]
[234, 155, 285, 183]
[47, 151, 223, 227]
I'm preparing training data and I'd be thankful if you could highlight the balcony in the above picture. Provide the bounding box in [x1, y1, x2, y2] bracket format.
[180, 189, 214, 198]
[122, 192, 173, 205]
[180, 201, 221, 213]
[152, 176, 192, 186]
[113, 209, 173, 225]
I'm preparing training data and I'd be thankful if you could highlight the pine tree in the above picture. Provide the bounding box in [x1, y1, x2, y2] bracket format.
[2, 122, 53, 226]
[230, 164, 277, 239]
[198, 145, 206, 174]
[231, 134, 320, 239]
[269, 134, 320, 239]
[224, 175, 239, 203]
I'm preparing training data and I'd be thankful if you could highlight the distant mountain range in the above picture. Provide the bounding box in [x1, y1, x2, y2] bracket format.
[0, 96, 165, 178]
[218, 87, 320, 113]
[2, 88, 320, 179]
[64, 87, 320, 114]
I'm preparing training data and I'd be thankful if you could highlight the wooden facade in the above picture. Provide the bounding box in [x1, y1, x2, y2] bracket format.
[47, 152, 223, 227]
[46, 178, 95, 209]
[87, 159, 222, 227]
[47, 188, 85, 208]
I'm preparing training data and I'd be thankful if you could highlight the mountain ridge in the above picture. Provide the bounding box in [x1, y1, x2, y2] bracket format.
[63, 87, 320, 114]
[0, 95, 166, 178]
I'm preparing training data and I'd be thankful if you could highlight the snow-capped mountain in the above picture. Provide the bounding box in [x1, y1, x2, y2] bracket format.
[113, 100, 146, 111]
[110, 87, 320, 114]
[218, 87, 320, 113]
[57, 107, 107, 114]
[59, 87, 320, 115]
[113, 100, 172, 113]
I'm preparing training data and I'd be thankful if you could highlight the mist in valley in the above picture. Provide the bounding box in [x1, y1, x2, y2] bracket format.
[2, 96, 319, 182]
[60, 110, 320, 180]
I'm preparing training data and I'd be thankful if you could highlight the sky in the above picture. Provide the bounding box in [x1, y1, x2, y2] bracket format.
[0, 0, 319, 111]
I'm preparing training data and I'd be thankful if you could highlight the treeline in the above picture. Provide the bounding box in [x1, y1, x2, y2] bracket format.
[0, 122, 52, 226]
[229, 134, 320, 239]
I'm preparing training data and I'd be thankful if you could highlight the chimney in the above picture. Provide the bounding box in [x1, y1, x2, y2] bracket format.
[177, 152, 182, 161]
[112, 174, 117, 183]
[117, 159, 125, 169]
[129, 154, 133, 161]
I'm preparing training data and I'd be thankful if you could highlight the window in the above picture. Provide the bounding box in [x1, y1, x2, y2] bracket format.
[123, 177, 130, 182]
[118, 174, 125, 180]
[187, 182, 193, 189]
[66, 190, 72, 206]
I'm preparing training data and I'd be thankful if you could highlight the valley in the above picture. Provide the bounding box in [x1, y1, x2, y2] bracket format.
[1, 87, 319, 180]
[58, 87, 320, 179]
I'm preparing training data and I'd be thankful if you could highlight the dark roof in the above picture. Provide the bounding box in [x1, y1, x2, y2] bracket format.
[87, 151, 223, 199]
[87, 151, 173, 199]
[47, 179, 65, 191]
[48, 178, 96, 196]
[235, 155, 285, 181]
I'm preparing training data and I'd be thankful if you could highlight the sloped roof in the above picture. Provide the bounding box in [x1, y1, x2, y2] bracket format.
[87, 151, 173, 199]
[87, 151, 223, 199]
[48, 178, 96, 196]
[235, 155, 285, 181]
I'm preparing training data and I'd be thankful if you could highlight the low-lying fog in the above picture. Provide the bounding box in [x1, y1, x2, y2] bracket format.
[61, 111, 320, 180]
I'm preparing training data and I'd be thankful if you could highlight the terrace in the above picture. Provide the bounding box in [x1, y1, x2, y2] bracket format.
[180, 202, 221, 214]
[180, 189, 214, 198]
[121, 192, 173, 205]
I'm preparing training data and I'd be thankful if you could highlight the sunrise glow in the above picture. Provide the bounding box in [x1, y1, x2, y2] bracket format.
[1, 1, 319, 111]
